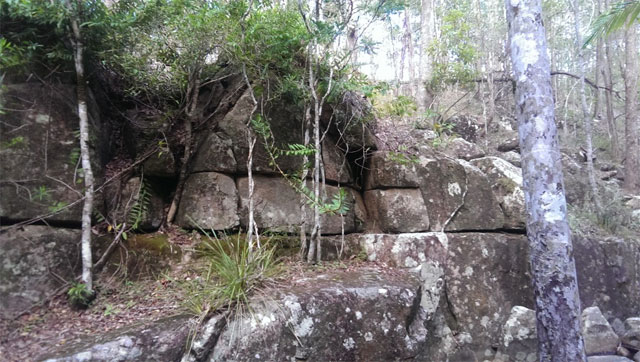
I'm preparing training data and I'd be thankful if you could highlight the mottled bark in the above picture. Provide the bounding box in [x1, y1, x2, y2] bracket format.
[68, 0, 94, 292]
[624, 25, 640, 192]
[571, 0, 601, 209]
[418, 0, 434, 111]
[505, 0, 587, 361]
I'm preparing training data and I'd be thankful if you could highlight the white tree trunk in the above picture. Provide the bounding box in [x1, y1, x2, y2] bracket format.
[505, 0, 587, 360]
[571, 0, 601, 209]
[624, 24, 640, 192]
[68, 0, 94, 292]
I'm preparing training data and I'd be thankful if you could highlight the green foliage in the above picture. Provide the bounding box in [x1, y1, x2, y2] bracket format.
[180, 232, 279, 315]
[374, 94, 417, 119]
[428, 7, 478, 91]
[67, 282, 94, 308]
[0, 136, 25, 150]
[284, 143, 316, 157]
[387, 150, 419, 166]
[127, 178, 151, 231]
[585, 0, 640, 45]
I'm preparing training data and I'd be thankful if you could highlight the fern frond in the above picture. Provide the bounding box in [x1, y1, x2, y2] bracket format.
[585, 1, 640, 46]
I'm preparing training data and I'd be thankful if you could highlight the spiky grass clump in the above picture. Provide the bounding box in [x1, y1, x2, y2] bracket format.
[181, 233, 279, 316]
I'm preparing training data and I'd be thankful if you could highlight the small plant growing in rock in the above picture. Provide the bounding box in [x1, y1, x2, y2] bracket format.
[67, 282, 95, 309]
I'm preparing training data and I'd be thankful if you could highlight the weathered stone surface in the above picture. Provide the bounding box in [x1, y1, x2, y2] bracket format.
[104, 177, 164, 231]
[497, 137, 519, 152]
[471, 156, 526, 229]
[447, 115, 481, 143]
[574, 237, 640, 322]
[94, 233, 181, 280]
[501, 150, 522, 167]
[142, 150, 176, 178]
[201, 268, 429, 361]
[360, 233, 448, 269]
[588, 357, 634, 362]
[0, 226, 81, 318]
[582, 306, 620, 356]
[562, 153, 591, 206]
[237, 176, 364, 234]
[364, 189, 429, 233]
[0, 83, 103, 223]
[443, 233, 534, 359]
[622, 318, 640, 350]
[634, 351, 640, 362]
[214, 91, 353, 183]
[192, 132, 236, 173]
[175, 172, 239, 230]
[419, 155, 503, 231]
[217, 90, 303, 175]
[364, 151, 421, 189]
[322, 138, 353, 184]
[440, 137, 485, 161]
[447, 160, 504, 231]
[494, 306, 538, 362]
[42, 315, 193, 362]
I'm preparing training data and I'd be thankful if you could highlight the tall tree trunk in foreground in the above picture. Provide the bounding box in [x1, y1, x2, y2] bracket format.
[68, 0, 94, 292]
[623, 24, 640, 192]
[571, 0, 601, 209]
[505, 0, 586, 361]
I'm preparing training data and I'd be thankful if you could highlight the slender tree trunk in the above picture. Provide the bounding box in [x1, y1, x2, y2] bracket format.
[604, 0, 620, 160]
[624, 24, 640, 192]
[418, 0, 433, 111]
[505, 0, 587, 360]
[68, 0, 94, 293]
[166, 69, 201, 224]
[300, 105, 311, 256]
[402, 9, 415, 97]
[572, 0, 601, 209]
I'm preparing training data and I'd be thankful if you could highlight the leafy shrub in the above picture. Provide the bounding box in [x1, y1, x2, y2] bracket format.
[67, 282, 95, 309]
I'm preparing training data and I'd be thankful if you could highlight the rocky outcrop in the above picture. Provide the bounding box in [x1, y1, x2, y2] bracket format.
[0, 226, 81, 318]
[41, 315, 193, 362]
[440, 137, 485, 161]
[364, 189, 429, 232]
[574, 237, 640, 321]
[494, 306, 538, 362]
[185, 267, 429, 362]
[237, 176, 365, 234]
[175, 172, 239, 230]
[471, 156, 526, 229]
[0, 83, 104, 224]
[582, 306, 621, 356]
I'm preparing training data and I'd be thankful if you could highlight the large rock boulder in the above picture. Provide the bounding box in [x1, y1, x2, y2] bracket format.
[440, 137, 485, 161]
[443, 233, 534, 359]
[574, 237, 640, 322]
[364, 151, 422, 189]
[0, 83, 104, 223]
[418, 154, 503, 231]
[237, 176, 365, 234]
[582, 306, 620, 356]
[0, 226, 81, 319]
[363, 189, 429, 233]
[215, 90, 353, 184]
[191, 132, 237, 173]
[175, 172, 239, 230]
[41, 315, 193, 362]
[494, 306, 538, 362]
[622, 318, 640, 350]
[471, 156, 526, 229]
[187, 267, 430, 361]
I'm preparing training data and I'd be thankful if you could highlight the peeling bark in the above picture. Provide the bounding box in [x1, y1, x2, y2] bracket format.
[505, 0, 587, 360]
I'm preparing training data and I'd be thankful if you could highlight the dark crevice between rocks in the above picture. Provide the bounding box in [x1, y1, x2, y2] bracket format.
[444, 228, 526, 235]
[363, 185, 422, 191]
[405, 285, 423, 335]
[0, 217, 82, 230]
